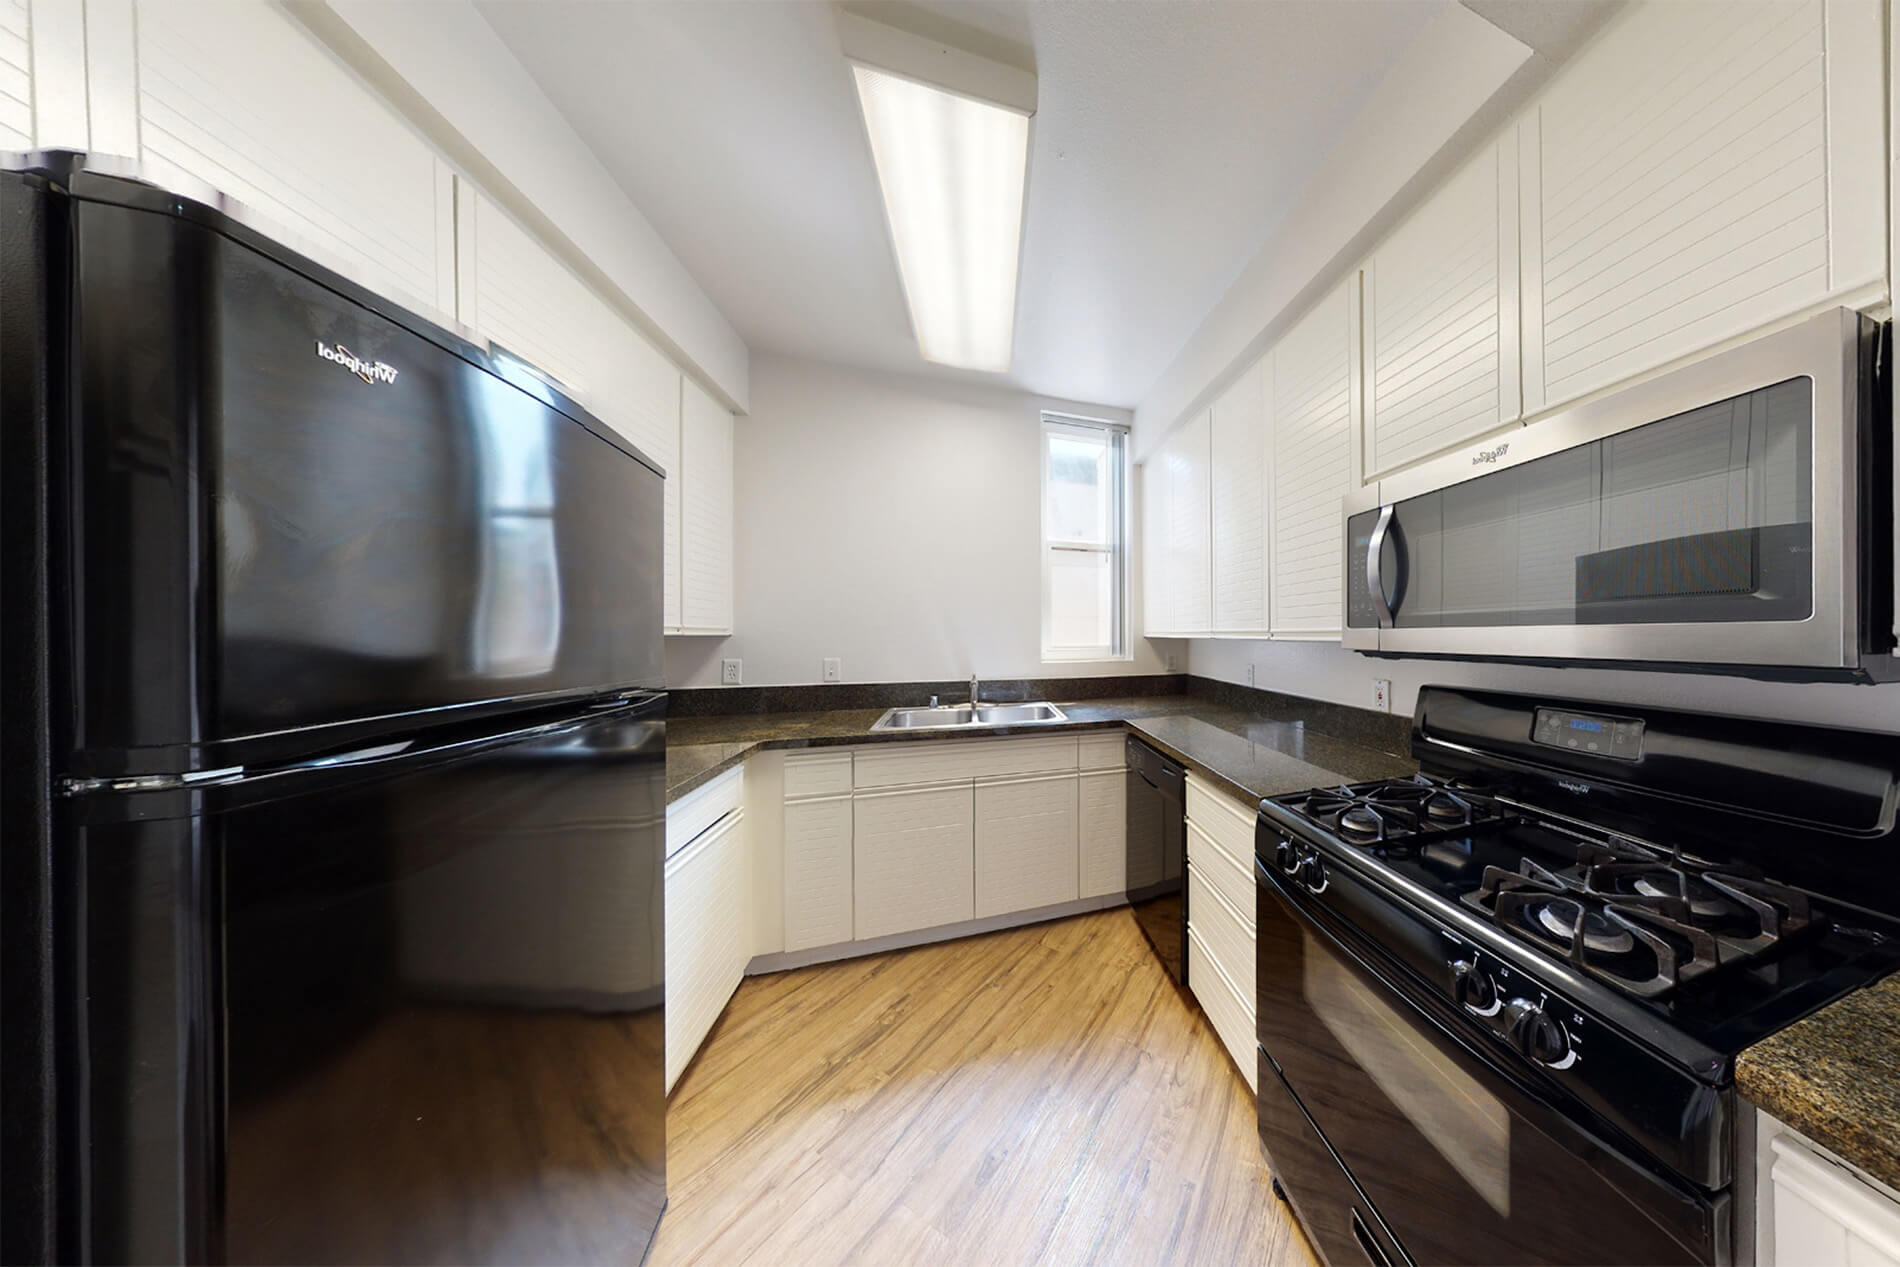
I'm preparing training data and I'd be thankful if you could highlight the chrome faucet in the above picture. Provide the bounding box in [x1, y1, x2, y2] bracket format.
[970, 673, 981, 708]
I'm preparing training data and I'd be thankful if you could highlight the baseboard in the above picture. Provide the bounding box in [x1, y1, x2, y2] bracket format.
[745, 894, 1129, 975]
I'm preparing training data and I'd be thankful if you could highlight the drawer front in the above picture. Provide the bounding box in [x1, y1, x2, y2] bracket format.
[783, 796, 853, 952]
[1078, 732, 1125, 771]
[668, 765, 744, 857]
[1186, 819, 1254, 926]
[1188, 862, 1255, 1005]
[852, 735, 1079, 789]
[784, 750, 854, 799]
[1185, 774, 1257, 864]
[853, 785, 975, 938]
[1188, 925, 1258, 1092]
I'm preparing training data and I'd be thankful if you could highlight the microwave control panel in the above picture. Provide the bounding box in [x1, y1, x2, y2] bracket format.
[1533, 708, 1645, 760]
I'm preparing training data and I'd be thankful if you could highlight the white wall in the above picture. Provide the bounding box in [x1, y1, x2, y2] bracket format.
[1191, 639, 1900, 735]
[666, 353, 1182, 688]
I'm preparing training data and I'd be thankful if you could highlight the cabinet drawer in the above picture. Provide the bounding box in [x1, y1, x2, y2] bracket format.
[1186, 819, 1254, 925]
[852, 735, 1078, 789]
[1188, 926, 1258, 1093]
[1186, 775, 1257, 866]
[1188, 862, 1255, 1006]
[1078, 732, 1125, 771]
[667, 765, 744, 858]
[784, 750, 853, 799]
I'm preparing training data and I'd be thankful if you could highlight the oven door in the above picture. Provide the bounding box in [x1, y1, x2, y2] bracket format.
[1340, 307, 1872, 673]
[1256, 859, 1726, 1266]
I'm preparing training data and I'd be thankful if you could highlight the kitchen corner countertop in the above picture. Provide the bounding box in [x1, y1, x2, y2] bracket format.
[1737, 973, 1900, 1191]
[665, 694, 1415, 808]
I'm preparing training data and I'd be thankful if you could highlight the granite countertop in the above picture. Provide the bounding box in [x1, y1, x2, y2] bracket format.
[1737, 974, 1900, 1191]
[666, 694, 1415, 807]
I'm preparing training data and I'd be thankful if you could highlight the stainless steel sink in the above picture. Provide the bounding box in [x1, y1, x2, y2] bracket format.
[869, 701, 1068, 732]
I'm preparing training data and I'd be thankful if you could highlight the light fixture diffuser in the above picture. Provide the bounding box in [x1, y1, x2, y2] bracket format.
[849, 62, 1031, 373]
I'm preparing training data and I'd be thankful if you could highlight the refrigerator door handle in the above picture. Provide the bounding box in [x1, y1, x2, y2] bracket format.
[59, 694, 666, 797]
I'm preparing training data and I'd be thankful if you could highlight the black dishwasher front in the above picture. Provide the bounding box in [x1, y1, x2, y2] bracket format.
[1125, 736, 1187, 984]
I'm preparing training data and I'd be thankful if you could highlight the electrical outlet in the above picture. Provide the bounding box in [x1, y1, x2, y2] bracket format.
[1246, 663, 1256, 688]
[1166, 651, 1178, 672]
[822, 657, 842, 683]
[721, 658, 742, 686]
[1372, 678, 1391, 713]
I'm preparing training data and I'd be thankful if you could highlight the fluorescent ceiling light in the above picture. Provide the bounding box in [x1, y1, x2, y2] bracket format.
[850, 63, 1031, 373]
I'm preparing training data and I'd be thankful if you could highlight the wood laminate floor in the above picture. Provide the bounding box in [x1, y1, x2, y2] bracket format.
[649, 909, 1317, 1267]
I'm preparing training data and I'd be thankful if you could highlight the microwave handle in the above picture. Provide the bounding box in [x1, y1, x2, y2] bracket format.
[1366, 505, 1396, 629]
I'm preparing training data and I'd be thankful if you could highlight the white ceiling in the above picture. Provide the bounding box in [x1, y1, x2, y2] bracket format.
[477, 0, 1447, 410]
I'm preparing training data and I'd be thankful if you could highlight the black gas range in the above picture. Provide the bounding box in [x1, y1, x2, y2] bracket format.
[1252, 686, 1900, 1267]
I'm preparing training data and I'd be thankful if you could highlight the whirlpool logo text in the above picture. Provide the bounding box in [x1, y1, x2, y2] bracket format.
[1471, 442, 1510, 466]
[315, 340, 399, 386]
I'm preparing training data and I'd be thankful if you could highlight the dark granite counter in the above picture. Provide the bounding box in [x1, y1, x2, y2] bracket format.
[1738, 974, 1900, 1191]
[665, 694, 1414, 806]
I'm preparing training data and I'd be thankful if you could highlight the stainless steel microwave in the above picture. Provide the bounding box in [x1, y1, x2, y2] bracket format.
[1342, 308, 1896, 678]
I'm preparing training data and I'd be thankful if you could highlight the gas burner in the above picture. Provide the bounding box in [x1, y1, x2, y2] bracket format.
[1281, 774, 1511, 845]
[1530, 898, 1638, 956]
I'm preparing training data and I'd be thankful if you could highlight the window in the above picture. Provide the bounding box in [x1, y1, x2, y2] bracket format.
[1041, 414, 1128, 660]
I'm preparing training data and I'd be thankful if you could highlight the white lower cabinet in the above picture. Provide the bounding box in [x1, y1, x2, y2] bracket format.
[853, 783, 976, 940]
[782, 795, 853, 952]
[1760, 1114, 1900, 1267]
[975, 772, 1080, 917]
[663, 806, 748, 1093]
[1185, 774, 1259, 1089]
[1078, 768, 1126, 899]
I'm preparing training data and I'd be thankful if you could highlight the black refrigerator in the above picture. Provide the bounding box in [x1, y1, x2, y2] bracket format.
[1, 155, 668, 1265]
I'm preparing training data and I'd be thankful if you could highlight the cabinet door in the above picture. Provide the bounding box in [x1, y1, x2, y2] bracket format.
[132, 0, 456, 318]
[0, 0, 31, 149]
[1078, 768, 1126, 900]
[783, 796, 853, 952]
[1211, 357, 1271, 635]
[1270, 277, 1359, 638]
[1768, 1129, 1900, 1267]
[1140, 449, 1171, 636]
[664, 810, 747, 1091]
[1523, 0, 1883, 417]
[853, 785, 974, 939]
[1364, 131, 1519, 479]
[975, 773, 1079, 917]
[679, 376, 735, 634]
[1164, 410, 1213, 635]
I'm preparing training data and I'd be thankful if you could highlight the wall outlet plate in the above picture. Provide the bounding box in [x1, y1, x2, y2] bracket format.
[822, 657, 842, 683]
[1166, 651, 1178, 672]
[1372, 678, 1391, 712]
[1246, 663, 1256, 688]
[721, 658, 742, 685]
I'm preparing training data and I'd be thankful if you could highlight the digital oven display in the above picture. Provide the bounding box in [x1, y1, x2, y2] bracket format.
[1533, 708, 1643, 759]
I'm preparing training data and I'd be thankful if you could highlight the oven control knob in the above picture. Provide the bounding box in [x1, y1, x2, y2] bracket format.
[1302, 854, 1328, 895]
[1274, 840, 1299, 875]
[1505, 999, 1571, 1066]
[1451, 961, 1499, 1016]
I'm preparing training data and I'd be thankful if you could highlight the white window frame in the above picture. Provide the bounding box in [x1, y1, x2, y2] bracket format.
[1040, 413, 1129, 662]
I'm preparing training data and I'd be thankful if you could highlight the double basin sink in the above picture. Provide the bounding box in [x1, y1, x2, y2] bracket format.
[868, 701, 1069, 732]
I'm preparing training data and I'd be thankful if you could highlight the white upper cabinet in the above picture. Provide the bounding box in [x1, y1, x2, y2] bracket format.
[1141, 413, 1212, 638]
[1270, 278, 1360, 639]
[132, 0, 456, 320]
[679, 376, 735, 635]
[1210, 357, 1271, 636]
[0, 0, 32, 150]
[1522, 0, 1884, 415]
[1163, 410, 1213, 636]
[1364, 130, 1520, 478]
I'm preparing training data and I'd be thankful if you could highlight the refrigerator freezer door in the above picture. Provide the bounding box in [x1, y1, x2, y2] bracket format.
[62, 187, 664, 774]
[70, 697, 667, 1264]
